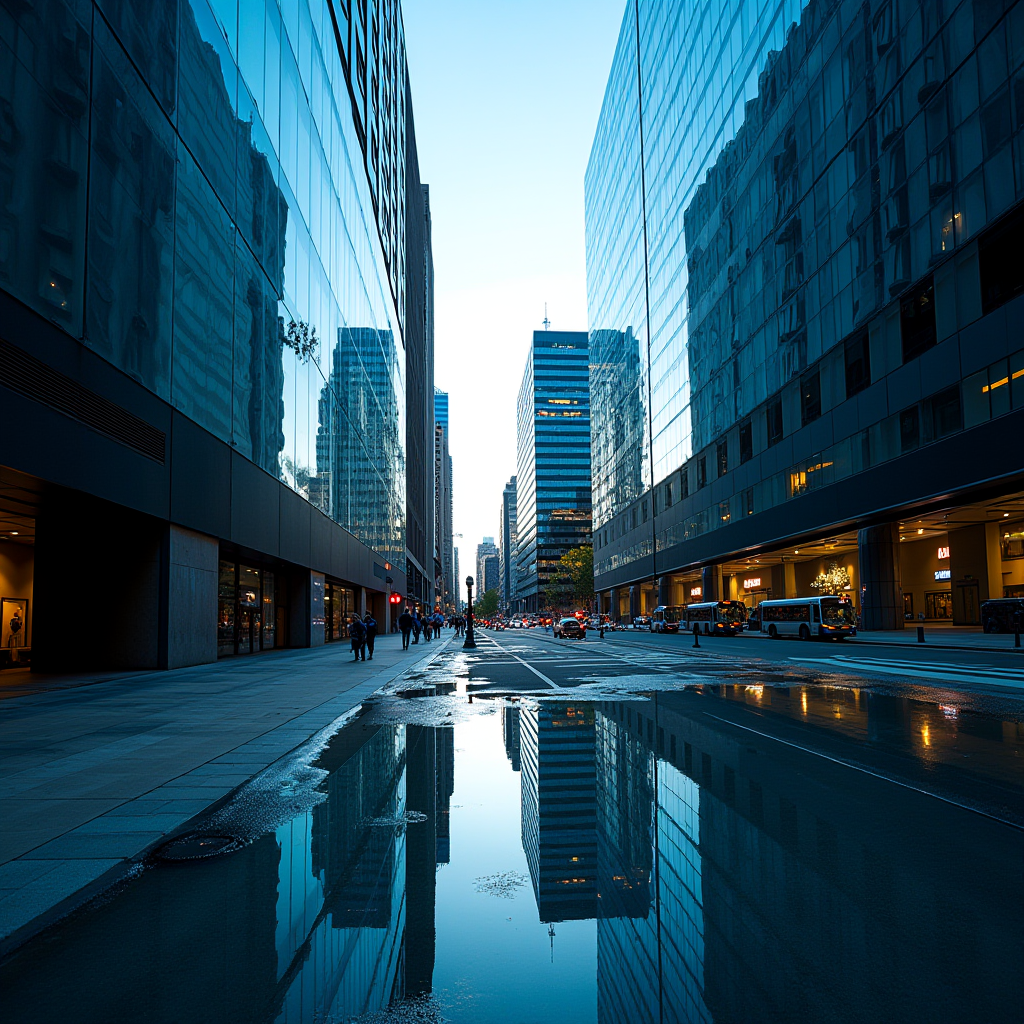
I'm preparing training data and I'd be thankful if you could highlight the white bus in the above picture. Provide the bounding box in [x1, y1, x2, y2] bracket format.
[759, 596, 857, 640]
[651, 605, 685, 633]
[681, 601, 747, 636]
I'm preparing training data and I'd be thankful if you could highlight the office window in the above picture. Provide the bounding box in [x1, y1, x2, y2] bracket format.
[743, 487, 755, 516]
[900, 405, 920, 452]
[642, 500, 648, 523]
[845, 328, 871, 398]
[681, 469, 689, 499]
[928, 386, 962, 438]
[697, 456, 707, 488]
[665, 482, 673, 507]
[767, 398, 784, 446]
[979, 206, 1024, 314]
[801, 371, 821, 426]
[716, 439, 728, 476]
[739, 421, 753, 463]
[901, 277, 936, 363]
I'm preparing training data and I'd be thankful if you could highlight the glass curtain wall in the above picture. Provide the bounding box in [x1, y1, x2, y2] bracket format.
[587, 0, 1024, 581]
[0, 0, 406, 569]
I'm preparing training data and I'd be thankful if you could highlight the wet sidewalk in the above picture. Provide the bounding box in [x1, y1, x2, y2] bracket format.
[0, 632, 452, 952]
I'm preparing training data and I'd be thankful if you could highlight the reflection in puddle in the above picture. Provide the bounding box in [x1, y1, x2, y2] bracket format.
[1, 673, 1021, 1024]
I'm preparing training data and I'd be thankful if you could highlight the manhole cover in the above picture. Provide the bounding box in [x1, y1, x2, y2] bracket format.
[153, 833, 244, 861]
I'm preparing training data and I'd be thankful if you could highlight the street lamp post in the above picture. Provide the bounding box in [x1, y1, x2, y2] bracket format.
[464, 575, 477, 649]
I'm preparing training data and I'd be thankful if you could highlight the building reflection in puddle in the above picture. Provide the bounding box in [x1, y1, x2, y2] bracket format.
[0, 687, 1019, 1024]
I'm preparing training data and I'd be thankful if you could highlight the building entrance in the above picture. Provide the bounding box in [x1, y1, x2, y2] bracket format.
[218, 560, 277, 657]
[0, 470, 37, 672]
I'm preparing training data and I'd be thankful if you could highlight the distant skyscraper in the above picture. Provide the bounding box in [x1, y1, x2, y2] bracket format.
[454, 547, 461, 609]
[476, 538, 498, 597]
[434, 387, 449, 432]
[434, 423, 454, 612]
[515, 331, 592, 612]
[500, 477, 518, 613]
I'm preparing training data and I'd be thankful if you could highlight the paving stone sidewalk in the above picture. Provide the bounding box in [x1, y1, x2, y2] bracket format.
[0, 632, 452, 953]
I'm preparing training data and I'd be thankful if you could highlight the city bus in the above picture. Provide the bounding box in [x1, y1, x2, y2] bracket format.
[759, 596, 858, 640]
[681, 601, 747, 636]
[651, 605, 685, 633]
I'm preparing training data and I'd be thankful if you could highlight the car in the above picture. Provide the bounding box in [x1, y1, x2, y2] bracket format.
[632, 615, 651, 631]
[587, 615, 601, 629]
[981, 598, 1024, 633]
[554, 616, 585, 639]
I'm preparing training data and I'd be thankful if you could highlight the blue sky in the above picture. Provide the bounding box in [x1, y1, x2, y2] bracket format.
[403, 0, 626, 582]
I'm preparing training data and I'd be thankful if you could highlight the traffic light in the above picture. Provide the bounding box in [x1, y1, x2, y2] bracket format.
[389, 592, 402, 605]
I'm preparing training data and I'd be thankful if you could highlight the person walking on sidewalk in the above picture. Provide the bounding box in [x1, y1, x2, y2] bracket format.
[412, 612, 422, 645]
[398, 608, 413, 650]
[349, 616, 367, 661]
[363, 612, 377, 660]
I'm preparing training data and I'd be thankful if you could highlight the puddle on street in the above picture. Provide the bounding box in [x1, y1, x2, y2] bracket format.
[2, 654, 1022, 1024]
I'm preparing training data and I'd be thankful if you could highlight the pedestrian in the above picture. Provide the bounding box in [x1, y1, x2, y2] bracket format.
[349, 615, 367, 661]
[363, 612, 377, 660]
[412, 612, 422, 645]
[424, 616, 432, 642]
[398, 607, 414, 650]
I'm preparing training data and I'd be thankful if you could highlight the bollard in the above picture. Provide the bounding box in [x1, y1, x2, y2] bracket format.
[917, 626, 925, 643]
[693, 624, 700, 649]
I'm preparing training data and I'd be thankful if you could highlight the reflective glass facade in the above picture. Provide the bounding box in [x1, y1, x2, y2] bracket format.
[0, 0, 407, 567]
[587, 0, 1024, 588]
[515, 331, 593, 610]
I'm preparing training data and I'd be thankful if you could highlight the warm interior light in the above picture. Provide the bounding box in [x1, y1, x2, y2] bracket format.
[917, 528, 923, 534]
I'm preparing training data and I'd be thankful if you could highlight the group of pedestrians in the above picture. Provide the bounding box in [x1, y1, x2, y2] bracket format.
[395, 608, 447, 650]
[346, 608, 467, 660]
[347, 613, 378, 661]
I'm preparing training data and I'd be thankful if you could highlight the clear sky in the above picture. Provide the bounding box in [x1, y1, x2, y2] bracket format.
[402, 0, 626, 594]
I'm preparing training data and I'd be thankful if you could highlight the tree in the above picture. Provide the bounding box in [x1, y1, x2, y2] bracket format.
[543, 545, 594, 611]
[476, 588, 499, 617]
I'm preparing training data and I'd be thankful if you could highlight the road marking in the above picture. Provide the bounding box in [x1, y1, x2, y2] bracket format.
[787, 655, 1024, 688]
[702, 712, 1023, 830]
[485, 635, 559, 688]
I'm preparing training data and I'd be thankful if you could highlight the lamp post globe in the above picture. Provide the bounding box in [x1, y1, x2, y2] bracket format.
[464, 575, 477, 649]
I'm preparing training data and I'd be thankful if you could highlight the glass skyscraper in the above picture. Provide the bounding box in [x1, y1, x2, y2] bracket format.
[515, 330, 593, 612]
[587, 0, 1024, 625]
[0, 0, 432, 670]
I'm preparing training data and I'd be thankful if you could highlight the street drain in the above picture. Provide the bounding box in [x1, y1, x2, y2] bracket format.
[153, 833, 245, 861]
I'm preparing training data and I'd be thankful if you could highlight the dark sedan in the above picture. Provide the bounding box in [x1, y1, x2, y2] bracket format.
[554, 617, 585, 639]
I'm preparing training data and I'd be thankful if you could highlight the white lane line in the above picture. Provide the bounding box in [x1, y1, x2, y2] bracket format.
[787, 656, 1024, 688]
[702, 712, 1023, 830]
[486, 635, 559, 688]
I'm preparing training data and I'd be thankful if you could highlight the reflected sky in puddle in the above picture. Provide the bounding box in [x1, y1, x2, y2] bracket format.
[2, 665, 1022, 1024]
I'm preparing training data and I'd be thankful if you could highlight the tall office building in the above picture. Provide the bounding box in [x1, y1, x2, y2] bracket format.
[434, 387, 449, 433]
[587, 0, 1024, 626]
[0, 0, 432, 671]
[515, 331, 592, 613]
[405, 135, 436, 611]
[453, 546, 461, 610]
[475, 537, 499, 597]
[432, 388, 454, 612]
[434, 422, 454, 612]
[499, 477, 518, 613]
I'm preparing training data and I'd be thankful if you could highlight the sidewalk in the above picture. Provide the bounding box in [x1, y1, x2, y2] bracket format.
[743, 625, 1022, 652]
[0, 632, 450, 953]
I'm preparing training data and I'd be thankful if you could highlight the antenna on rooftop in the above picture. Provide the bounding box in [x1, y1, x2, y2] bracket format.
[542, 303, 551, 331]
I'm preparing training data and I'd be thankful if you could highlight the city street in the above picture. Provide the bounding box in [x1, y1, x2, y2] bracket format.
[0, 633, 1020, 1023]
[466, 627, 1024, 697]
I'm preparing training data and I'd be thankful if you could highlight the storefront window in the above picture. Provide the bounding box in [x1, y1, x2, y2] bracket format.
[238, 565, 261, 655]
[325, 582, 355, 641]
[925, 591, 953, 619]
[218, 561, 236, 658]
[999, 521, 1024, 560]
[262, 572, 276, 649]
